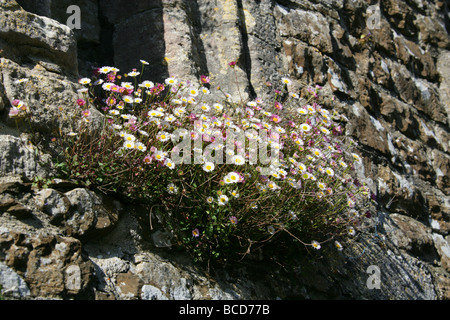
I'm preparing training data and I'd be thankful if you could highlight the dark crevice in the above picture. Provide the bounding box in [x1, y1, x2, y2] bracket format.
[76, 6, 114, 77]
[236, 0, 257, 100]
[97, 5, 115, 68]
[183, 0, 210, 80]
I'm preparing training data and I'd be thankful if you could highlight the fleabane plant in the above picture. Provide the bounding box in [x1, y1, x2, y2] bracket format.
[49, 60, 375, 266]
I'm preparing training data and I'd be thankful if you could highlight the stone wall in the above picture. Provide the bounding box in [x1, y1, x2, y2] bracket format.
[0, 0, 449, 300]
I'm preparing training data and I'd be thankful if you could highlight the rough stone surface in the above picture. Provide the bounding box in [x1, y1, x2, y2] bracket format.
[0, 0, 78, 76]
[0, 261, 30, 299]
[0, 135, 50, 180]
[1, 0, 449, 301]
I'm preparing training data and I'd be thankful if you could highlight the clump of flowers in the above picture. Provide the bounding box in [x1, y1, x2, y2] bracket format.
[45, 60, 376, 266]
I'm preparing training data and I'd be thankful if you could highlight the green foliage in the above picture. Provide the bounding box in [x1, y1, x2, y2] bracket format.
[25, 62, 376, 267]
[31, 176, 53, 189]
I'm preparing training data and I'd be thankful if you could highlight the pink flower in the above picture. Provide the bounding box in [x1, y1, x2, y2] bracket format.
[143, 154, 152, 164]
[82, 109, 91, 117]
[77, 99, 86, 107]
[92, 68, 101, 77]
[106, 96, 117, 107]
[192, 228, 200, 238]
[111, 85, 121, 93]
[8, 108, 19, 117]
[274, 101, 283, 110]
[107, 72, 116, 82]
[230, 216, 238, 225]
[270, 114, 281, 123]
[228, 61, 237, 68]
[190, 131, 199, 140]
[200, 75, 210, 84]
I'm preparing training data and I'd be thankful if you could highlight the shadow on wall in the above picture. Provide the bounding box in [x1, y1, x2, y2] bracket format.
[16, 0, 169, 82]
[99, 0, 168, 82]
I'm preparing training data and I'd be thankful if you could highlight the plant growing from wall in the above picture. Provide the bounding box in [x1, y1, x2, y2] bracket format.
[12, 61, 376, 267]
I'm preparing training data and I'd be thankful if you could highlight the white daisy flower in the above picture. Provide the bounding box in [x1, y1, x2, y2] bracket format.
[297, 108, 309, 115]
[199, 103, 211, 112]
[347, 226, 356, 236]
[311, 240, 321, 250]
[157, 131, 171, 142]
[231, 154, 245, 166]
[267, 181, 279, 191]
[312, 148, 322, 157]
[128, 71, 140, 77]
[78, 78, 91, 85]
[188, 87, 199, 97]
[320, 127, 330, 135]
[352, 153, 362, 162]
[165, 159, 176, 170]
[164, 114, 176, 122]
[224, 172, 240, 184]
[135, 142, 147, 152]
[99, 66, 112, 74]
[167, 183, 178, 194]
[202, 161, 215, 172]
[301, 172, 311, 180]
[267, 225, 276, 235]
[218, 194, 229, 206]
[123, 133, 136, 142]
[102, 82, 115, 91]
[317, 182, 327, 190]
[213, 103, 223, 112]
[154, 151, 166, 162]
[139, 80, 154, 89]
[148, 110, 163, 118]
[281, 77, 291, 85]
[200, 87, 210, 94]
[306, 105, 316, 114]
[123, 141, 135, 149]
[297, 162, 307, 172]
[325, 167, 335, 177]
[123, 95, 134, 104]
[121, 82, 134, 89]
[165, 77, 178, 86]
[300, 123, 311, 132]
